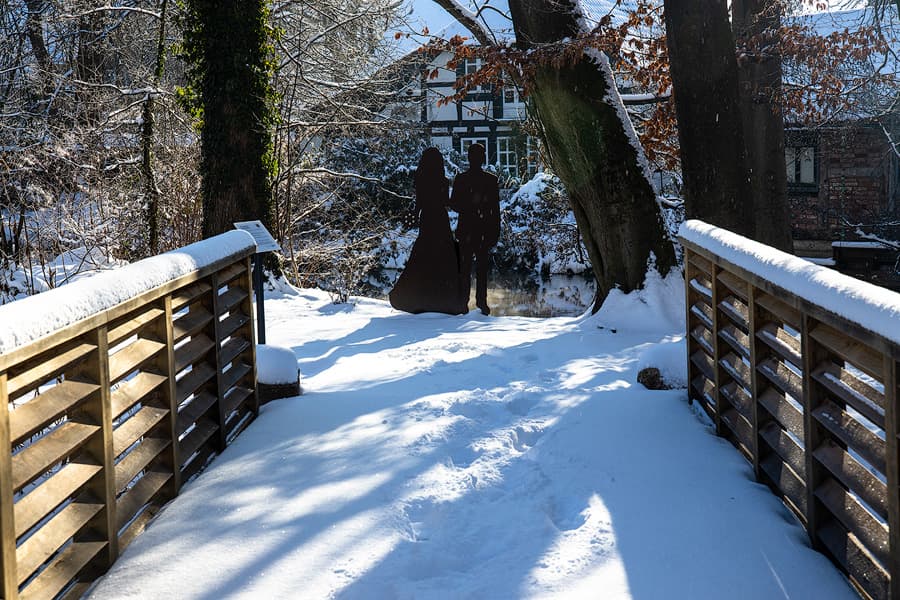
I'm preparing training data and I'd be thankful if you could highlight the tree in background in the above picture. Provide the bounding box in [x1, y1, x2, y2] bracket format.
[433, 0, 678, 312]
[178, 0, 279, 238]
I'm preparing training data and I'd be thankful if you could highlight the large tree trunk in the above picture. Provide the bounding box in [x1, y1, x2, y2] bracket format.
[664, 0, 754, 237]
[733, 0, 792, 251]
[508, 0, 677, 312]
[185, 0, 277, 238]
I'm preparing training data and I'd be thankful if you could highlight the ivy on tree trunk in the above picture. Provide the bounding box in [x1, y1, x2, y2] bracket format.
[178, 0, 278, 239]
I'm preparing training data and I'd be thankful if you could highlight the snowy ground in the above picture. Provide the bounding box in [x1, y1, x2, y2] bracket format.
[88, 276, 855, 599]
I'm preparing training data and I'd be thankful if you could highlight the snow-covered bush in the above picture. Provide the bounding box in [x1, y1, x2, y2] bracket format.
[496, 172, 590, 276]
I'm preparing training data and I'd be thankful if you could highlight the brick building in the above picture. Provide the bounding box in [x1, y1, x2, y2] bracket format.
[787, 120, 899, 242]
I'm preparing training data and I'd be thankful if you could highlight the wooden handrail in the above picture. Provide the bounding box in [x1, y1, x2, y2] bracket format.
[0, 233, 258, 599]
[681, 220, 900, 600]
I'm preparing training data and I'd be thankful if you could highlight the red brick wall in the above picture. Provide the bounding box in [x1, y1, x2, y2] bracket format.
[789, 123, 895, 240]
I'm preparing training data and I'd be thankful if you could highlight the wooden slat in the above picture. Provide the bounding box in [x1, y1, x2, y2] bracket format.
[7, 343, 97, 399]
[16, 500, 103, 585]
[757, 358, 802, 400]
[719, 352, 751, 391]
[115, 470, 171, 530]
[721, 407, 753, 457]
[107, 308, 165, 347]
[718, 296, 749, 330]
[754, 292, 802, 330]
[220, 337, 250, 367]
[178, 418, 218, 465]
[688, 251, 712, 275]
[689, 276, 712, 301]
[816, 478, 889, 567]
[173, 334, 215, 374]
[175, 363, 217, 405]
[172, 308, 214, 343]
[691, 375, 715, 407]
[758, 388, 804, 440]
[14, 462, 102, 538]
[117, 505, 157, 554]
[222, 386, 253, 420]
[12, 422, 100, 492]
[760, 421, 806, 479]
[112, 406, 169, 457]
[170, 281, 212, 313]
[108, 338, 165, 384]
[721, 381, 752, 421]
[216, 261, 246, 286]
[219, 311, 251, 341]
[216, 287, 248, 316]
[114, 437, 170, 493]
[760, 453, 808, 518]
[810, 322, 884, 382]
[176, 392, 218, 435]
[18, 540, 106, 600]
[690, 302, 714, 330]
[179, 443, 218, 484]
[691, 351, 715, 385]
[222, 362, 252, 394]
[812, 363, 885, 430]
[717, 269, 748, 301]
[813, 399, 887, 476]
[9, 380, 100, 446]
[110, 372, 168, 421]
[815, 442, 888, 521]
[757, 323, 802, 367]
[224, 406, 255, 445]
[818, 519, 889, 600]
[719, 324, 750, 360]
[691, 325, 714, 357]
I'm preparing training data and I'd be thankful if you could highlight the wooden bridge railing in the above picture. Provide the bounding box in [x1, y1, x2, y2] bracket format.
[681, 220, 900, 600]
[0, 231, 259, 599]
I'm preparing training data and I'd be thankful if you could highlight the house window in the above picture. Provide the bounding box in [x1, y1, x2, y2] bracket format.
[503, 87, 521, 105]
[461, 137, 489, 158]
[462, 58, 483, 91]
[786, 146, 816, 185]
[496, 137, 517, 177]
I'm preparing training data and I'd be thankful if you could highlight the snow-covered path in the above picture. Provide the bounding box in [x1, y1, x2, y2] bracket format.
[89, 282, 855, 599]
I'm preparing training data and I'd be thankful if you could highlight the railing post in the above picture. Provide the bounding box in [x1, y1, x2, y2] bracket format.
[885, 355, 899, 600]
[160, 296, 182, 498]
[0, 373, 18, 600]
[80, 327, 118, 569]
[242, 256, 260, 416]
[747, 286, 762, 480]
[801, 314, 826, 551]
[710, 263, 724, 435]
[208, 272, 228, 451]
[684, 249, 697, 405]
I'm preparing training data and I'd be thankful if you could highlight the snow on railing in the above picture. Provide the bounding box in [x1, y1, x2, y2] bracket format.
[680, 220, 900, 600]
[0, 232, 259, 599]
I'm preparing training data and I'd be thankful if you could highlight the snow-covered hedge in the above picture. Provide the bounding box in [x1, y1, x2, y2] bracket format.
[0, 230, 256, 354]
[679, 220, 900, 346]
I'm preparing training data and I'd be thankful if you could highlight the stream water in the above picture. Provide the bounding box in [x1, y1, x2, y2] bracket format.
[380, 270, 595, 318]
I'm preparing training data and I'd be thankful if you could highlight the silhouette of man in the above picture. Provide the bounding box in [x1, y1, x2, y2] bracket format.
[450, 143, 500, 315]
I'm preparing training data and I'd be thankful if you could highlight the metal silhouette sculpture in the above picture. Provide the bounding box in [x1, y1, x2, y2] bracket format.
[389, 148, 468, 315]
[450, 143, 501, 315]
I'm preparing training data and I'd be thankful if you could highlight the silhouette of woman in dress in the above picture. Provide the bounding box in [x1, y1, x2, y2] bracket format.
[389, 148, 467, 315]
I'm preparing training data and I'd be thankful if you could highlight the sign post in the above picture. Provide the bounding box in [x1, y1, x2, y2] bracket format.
[233, 221, 281, 345]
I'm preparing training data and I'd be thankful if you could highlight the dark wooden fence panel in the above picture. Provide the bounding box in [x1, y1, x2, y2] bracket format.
[682, 224, 900, 600]
[0, 234, 257, 599]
